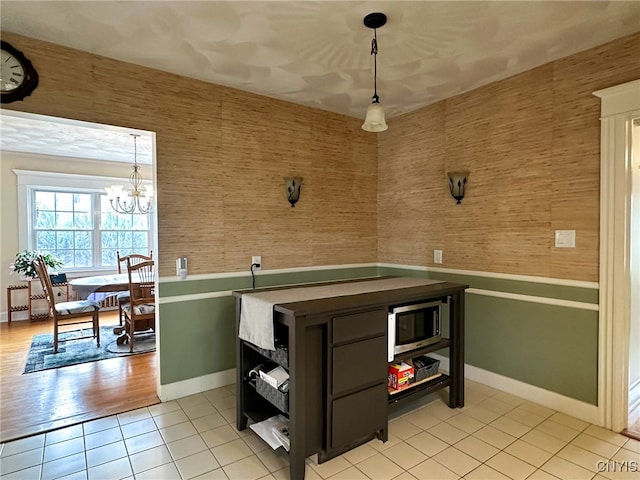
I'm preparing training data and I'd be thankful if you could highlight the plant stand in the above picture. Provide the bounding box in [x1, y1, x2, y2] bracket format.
[6, 280, 70, 324]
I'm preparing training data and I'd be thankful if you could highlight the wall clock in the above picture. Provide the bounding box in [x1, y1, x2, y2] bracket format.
[1, 40, 39, 104]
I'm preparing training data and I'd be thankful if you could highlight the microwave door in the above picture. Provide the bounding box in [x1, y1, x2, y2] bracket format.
[397, 313, 416, 343]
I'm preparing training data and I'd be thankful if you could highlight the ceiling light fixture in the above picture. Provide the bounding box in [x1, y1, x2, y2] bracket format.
[105, 134, 153, 214]
[362, 12, 388, 133]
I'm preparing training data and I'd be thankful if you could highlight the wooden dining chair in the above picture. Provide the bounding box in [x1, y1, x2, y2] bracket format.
[34, 255, 100, 354]
[121, 258, 155, 352]
[115, 250, 152, 326]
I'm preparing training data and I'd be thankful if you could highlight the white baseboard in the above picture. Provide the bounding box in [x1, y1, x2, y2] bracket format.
[0, 311, 29, 323]
[430, 354, 600, 426]
[158, 368, 236, 402]
[157, 359, 601, 427]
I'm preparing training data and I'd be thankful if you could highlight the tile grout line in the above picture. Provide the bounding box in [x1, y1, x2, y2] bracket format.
[1, 382, 637, 480]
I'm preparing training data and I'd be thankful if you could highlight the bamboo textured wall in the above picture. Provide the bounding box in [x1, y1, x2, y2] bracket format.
[3, 32, 639, 282]
[1, 33, 378, 277]
[378, 32, 640, 282]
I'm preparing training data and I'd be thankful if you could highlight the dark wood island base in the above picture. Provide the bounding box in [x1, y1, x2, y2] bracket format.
[234, 277, 467, 480]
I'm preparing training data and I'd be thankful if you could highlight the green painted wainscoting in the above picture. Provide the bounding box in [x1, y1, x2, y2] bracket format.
[158, 264, 598, 405]
[465, 294, 598, 404]
[378, 266, 599, 405]
[157, 265, 379, 386]
[158, 296, 236, 385]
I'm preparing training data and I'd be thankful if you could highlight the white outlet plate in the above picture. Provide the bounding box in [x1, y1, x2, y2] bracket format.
[555, 230, 576, 248]
[434, 250, 443, 264]
[252, 255, 262, 270]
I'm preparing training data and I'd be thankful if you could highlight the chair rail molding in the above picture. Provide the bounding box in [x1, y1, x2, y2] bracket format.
[593, 79, 640, 432]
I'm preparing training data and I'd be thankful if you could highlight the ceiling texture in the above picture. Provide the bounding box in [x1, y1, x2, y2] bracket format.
[1, 1, 639, 159]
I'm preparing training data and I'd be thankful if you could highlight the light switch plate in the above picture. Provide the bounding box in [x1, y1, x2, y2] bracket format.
[555, 230, 576, 248]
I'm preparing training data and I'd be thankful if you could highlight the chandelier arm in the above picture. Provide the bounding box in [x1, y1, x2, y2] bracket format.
[135, 195, 152, 214]
[111, 197, 136, 215]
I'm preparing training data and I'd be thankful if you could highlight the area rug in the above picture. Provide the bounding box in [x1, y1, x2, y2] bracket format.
[23, 325, 155, 374]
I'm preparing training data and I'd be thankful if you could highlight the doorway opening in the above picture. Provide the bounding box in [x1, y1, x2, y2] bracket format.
[0, 110, 160, 443]
[626, 118, 640, 439]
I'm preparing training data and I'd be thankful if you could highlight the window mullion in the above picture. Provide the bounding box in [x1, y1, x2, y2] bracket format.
[94, 192, 102, 269]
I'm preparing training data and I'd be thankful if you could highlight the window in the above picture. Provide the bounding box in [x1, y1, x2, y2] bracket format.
[16, 170, 153, 273]
[99, 195, 150, 266]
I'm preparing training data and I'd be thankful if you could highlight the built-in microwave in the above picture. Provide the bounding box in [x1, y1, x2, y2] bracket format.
[388, 300, 442, 361]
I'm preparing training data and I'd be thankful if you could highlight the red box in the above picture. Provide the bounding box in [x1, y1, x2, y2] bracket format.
[388, 362, 414, 390]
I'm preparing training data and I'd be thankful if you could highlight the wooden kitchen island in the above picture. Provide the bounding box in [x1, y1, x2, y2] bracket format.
[234, 277, 467, 480]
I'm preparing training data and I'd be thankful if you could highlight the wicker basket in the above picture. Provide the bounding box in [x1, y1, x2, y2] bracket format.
[255, 376, 289, 413]
[412, 355, 440, 382]
[254, 345, 289, 368]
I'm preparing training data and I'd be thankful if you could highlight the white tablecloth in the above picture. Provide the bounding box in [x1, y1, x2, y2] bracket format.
[69, 273, 133, 299]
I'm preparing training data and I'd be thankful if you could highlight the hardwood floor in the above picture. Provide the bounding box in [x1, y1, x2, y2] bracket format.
[0, 311, 159, 443]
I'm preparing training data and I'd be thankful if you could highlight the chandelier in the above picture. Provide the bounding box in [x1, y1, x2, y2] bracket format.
[105, 134, 153, 214]
[361, 12, 388, 132]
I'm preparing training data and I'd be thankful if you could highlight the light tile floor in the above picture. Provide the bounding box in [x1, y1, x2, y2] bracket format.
[1, 380, 639, 480]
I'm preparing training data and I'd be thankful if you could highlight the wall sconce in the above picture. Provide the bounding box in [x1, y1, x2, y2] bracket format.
[284, 176, 302, 207]
[447, 172, 469, 204]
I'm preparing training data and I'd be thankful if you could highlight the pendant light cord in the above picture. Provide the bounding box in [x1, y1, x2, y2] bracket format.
[371, 30, 379, 102]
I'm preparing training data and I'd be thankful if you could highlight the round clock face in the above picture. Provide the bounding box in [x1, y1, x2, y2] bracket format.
[0, 41, 38, 103]
[1, 48, 26, 92]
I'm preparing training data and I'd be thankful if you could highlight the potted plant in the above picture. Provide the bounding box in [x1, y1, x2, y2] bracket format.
[10, 250, 63, 280]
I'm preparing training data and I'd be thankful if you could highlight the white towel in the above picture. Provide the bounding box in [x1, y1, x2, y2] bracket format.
[239, 294, 280, 350]
[239, 277, 443, 350]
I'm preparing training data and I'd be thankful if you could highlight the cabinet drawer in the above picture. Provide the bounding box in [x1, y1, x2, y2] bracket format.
[332, 383, 387, 449]
[333, 336, 387, 395]
[333, 308, 387, 344]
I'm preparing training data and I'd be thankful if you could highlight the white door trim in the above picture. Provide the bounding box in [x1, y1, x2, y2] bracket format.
[593, 79, 640, 431]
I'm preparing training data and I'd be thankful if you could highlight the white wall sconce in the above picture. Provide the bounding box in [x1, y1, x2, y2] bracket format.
[284, 176, 303, 207]
[448, 171, 469, 204]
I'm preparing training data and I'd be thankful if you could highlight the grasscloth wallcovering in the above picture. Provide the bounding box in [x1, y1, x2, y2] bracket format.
[3, 31, 639, 282]
[378, 32, 640, 283]
[1, 32, 378, 278]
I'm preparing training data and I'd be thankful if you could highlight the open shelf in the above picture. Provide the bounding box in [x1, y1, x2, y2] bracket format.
[242, 340, 289, 369]
[388, 373, 451, 410]
[391, 338, 451, 363]
[388, 340, 454, 412]
[243, 381, 290, 424]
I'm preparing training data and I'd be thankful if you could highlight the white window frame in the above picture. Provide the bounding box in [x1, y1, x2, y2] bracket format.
[14, 169, 155, 276]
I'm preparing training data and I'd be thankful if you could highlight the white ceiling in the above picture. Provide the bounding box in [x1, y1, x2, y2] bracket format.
[1, 1, 639, 159]
[0, 111, 154, 164]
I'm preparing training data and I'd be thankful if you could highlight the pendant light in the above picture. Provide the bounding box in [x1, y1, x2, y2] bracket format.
[361, 12, 388, 132]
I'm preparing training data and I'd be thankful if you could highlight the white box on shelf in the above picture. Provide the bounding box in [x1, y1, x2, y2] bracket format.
[259, 366, 289, 388]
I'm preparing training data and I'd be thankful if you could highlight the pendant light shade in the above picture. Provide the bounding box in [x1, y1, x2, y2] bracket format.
[361, 12, 388, 133]
[362, 99, 388, 132]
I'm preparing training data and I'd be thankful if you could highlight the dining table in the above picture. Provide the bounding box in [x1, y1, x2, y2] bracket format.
[69, 272, 144, 339]
[69, 273, 134, 300]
